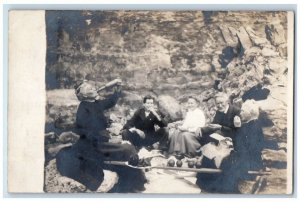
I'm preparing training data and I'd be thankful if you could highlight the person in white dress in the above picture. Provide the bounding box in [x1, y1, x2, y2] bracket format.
[168, 96, 206, 156]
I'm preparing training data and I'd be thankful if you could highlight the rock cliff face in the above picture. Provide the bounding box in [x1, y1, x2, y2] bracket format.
[45, 11, 291, 193]
[46, 10, 289, 139]
[46, 11, 287, 90]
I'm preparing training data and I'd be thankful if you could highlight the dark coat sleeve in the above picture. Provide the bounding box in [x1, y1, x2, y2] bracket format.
[153, 110, 168, 127]
[98, 90, 121, 110]
[223, 105, 240, 131]
[123, 109, 141, 130]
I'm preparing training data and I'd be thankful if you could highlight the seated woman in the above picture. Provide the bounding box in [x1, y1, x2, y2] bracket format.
[168, 96, 206, 157]
[234, 99, 265, 171]
[196, 99, 265, 193]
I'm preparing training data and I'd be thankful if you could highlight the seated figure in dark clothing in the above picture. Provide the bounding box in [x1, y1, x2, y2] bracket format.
[234, 99, 265, 171]
[56, 79, 146, 192]
[196, 99, 265, 193]
[75, 79, 122, 143]
[121, 95, 169, 149]
[200, 92, 241, 145]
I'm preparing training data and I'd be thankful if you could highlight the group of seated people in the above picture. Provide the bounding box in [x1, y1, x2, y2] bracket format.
[121, 93, 259, 159]
[117, 85, 265, 193]
[57, 78, 265, 193]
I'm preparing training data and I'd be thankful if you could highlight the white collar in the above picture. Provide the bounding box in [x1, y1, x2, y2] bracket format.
[224, 104, 229, 113]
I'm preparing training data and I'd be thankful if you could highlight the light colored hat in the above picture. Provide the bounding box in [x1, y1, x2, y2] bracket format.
[75, 80, 98, 102]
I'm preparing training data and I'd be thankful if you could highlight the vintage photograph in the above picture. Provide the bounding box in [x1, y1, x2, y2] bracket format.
[43, 11, 293, 194]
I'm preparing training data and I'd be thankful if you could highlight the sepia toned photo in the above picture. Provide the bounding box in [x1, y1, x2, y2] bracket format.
[8, 10, 294, 194]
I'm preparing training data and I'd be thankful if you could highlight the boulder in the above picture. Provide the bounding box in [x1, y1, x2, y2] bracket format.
[54, 109, 76, 130]
[44, 159, 87, 192]
[46, 89, 80, 107]
[267, 57, 288, 75]
[157, 95, 183, 122]
[244, 47, 262, 57]
[120, 91, 143, 108]
[211, 55, 222, 70]
[265, 24, 286, 46]
[194, 62, 212, 72]
[219, 25, 238, 47]
[277, 142, 287, 151]
[278, 44, 287, 57]
[107, 122, 124, 136]
[261, 47, 279, 57]
[262, 149, 287, 168]
[44, 159, 118, 193]
[237, 26, 253, 51]
[246, 26, 269, 47]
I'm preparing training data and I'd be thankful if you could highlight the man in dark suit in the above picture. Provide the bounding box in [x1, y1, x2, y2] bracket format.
[121, 95, 169, 149]
[212, 92, 241, 139]
[200, 92, 241, 146]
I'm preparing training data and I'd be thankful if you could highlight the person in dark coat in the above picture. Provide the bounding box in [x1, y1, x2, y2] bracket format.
[121, 95, 169, 149]
[56, 79, 146, 192]
[234, 99, 265, 171]
[196, 99, 265, 193]
[75, 83, 120, 142]
[200, 92, 241, 145]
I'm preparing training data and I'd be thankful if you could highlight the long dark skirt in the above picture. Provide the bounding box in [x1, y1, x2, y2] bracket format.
[168, 128, 201, 155]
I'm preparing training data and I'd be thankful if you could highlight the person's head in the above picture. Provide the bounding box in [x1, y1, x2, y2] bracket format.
[240, 99, 259, 123]
[187, 96, 199, 111]
[74, 80, 99, 102]
[215, 92, 229, 112]
[143, 95, 155, 111]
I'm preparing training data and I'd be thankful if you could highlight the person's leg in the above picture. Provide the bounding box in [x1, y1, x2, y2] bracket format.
[121, 129, 143, 147]
[155, 128, 169, 151]
[96, 142, 138, 162]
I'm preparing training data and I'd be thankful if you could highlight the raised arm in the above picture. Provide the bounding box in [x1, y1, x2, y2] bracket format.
[100, 87, 122, 110]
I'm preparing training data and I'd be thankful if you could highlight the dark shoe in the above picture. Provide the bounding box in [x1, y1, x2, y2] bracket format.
[157, 144, 168, 151]
[174, 153, 185, 160]
[184, 153, 196, 158]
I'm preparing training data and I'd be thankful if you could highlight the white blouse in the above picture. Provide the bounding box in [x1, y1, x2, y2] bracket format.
[181, 108, 206, 132]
